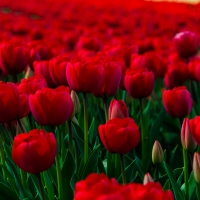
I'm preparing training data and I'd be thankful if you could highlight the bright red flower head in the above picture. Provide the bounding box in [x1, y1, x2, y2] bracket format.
[66, 60, 105, 93]
[98, 118, 140, 154]
[12, 129, 56, 174]
[163, 86, 193, 118]
[18, 75, 47, 95]
[189, 116, 200, 146]
[0, 38, 30, 74]
[29, 86, 73, 126]
[124, 68, 154, 98]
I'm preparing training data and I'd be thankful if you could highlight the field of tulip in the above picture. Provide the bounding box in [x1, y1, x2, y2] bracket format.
[0, 0, 200, 199]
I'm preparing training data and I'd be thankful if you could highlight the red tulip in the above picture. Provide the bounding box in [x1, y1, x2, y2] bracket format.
[74, 173, 174, 200]
[0, 81, 30, 121]
[18, 75, 47, 95]
[29, 86, 73, 126]
[49, 54, 71, 86]
[130, 52, 161, 79]
[12, 129, 56, 174]
[34, 61, 57, 88]
[164, 63, 188, 89]
[66, 60, 105, 93]
[163, 86, 193, 118]
[98, 118, 140, 154]
[189, 116, 200, 146]
[174, 31, 199, 59]
[0, 38, 30, 74]
[108, 99, 128, 120]
[124, 68, 154, 98]
[188, 59, 200, 82]
[93, 62, 122, 97]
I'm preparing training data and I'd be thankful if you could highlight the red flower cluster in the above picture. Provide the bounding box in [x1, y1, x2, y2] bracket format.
[74, 173, 174, 200]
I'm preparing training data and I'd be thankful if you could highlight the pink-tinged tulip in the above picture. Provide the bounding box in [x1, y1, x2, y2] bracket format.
[29, 86, 73, 126]
[143, 173, 154, 185]
[174, 31, 199, 59]
[163, 86, 193, 118]
[12, 129, 56, 174]
[108, 99, 128, 120]
[193, 152, 200, 184]
[124, 68, 154, 98]
[181, 118, 197, 152]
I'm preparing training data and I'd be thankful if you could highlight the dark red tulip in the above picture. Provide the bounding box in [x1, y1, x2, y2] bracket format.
[66, 60, 105, 93]
[174, 31, 199, 59]
[29, 86, 73, 126]
[189, 116, 200, 146]
[18, 75, 47, 95]
[12, 129, 56, 174]
[163, 86, 193, 118]
[0, 38, 30, 74]
[124, 68, 154, 98]
[98, 118, 140, 154]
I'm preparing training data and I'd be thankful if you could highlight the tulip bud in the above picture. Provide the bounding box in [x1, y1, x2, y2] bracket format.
[108, 99, 128, 120]
[152, 141, 164, 165]
[193, 152, 200, 184]
[143, 173, 154, 185]
[181, 118, 197, 152]
[71, 90, 80, 116]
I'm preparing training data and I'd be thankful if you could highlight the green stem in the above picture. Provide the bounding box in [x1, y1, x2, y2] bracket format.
[139, 98, 145, 167]
[119, 154, 126, 184]
[196, 182, 200, 200]
[103, 97, 108, 122]
[52, 127, 63, 200]
[183, 148, 189, 200]
[156, 166, 159, 182]
[36, 173, 46, 200]
[0, 134, 6, 179]
[83, 93, 88, 164]
[68, 120, 73, 153]
[20, 169, 27, 188]
[17, 119, 26, 133]
[28, 113, 35, 129]
[114, 154, 120, 178]
[7, 123, 14, 144]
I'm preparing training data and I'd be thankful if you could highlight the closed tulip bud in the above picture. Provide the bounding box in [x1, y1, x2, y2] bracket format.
[108, 99, 128, 120]
[152, 141, 164, 165]
[181, 118, 197, 152]
[143, 173, 154, 185]
[71, 90, 80, 116]
[193, 152, 200, 184]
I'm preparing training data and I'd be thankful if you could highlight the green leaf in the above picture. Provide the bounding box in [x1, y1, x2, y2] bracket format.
[118, 160, 136, 183]
[163, 179, 170, 190]
[163, 161, 184, 200]
[61, 150, 76, 200]
[43, 171, 54, 200]
[188, 171, 196, 200]
[81, 145, 100, 179]
[150, 106, 166, 145]
[0, 182, 18, 200]
[88, 117, 96, 144]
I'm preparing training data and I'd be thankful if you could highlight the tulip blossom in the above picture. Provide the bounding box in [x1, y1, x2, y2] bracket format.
[12, 129, 56, 174]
